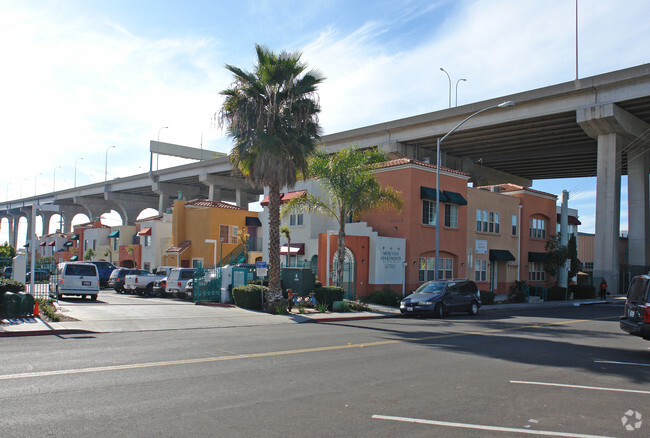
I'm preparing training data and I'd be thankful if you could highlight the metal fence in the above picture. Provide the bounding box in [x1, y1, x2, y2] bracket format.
[193, 266, 222, 304]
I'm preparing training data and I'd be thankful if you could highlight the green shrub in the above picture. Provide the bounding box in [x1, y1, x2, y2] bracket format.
[508, 281, 527, 303]
[367, 286, 401, 307]
[313, 286, 344, 309]
[232, 284, 265, 310]
[569, 284, 595, 299]
[547, 286, 568, 301]
[0, 278, 25, 294]
[480, 290, 495, 305]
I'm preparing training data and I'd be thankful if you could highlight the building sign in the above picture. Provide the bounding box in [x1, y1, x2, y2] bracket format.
[372, 236, 406, 285]
[475, 240, 488, 254]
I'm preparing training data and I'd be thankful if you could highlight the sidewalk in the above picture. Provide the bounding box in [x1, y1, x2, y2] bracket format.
[0, 296, 625, 337]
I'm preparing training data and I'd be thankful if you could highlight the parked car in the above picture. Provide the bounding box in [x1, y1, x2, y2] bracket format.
[26, 268, 51, 282]
[108, 268, 138, 293]
[165, 268, 196, 299]
[49, 262, 100, 300]
[2, 267, 13, 278]
[400, 279, 481, 317]
[620, 274, 650, 341]
[81, 261, 116, 288]
[124, 269, 166, 296]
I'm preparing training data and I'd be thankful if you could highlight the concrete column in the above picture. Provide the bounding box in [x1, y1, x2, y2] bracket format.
[235, 188, 243, 207]
[208, 185, 221, 202]
[62, 211, 77, 233]
[627, 145, 650, 267]
[40, 212, 54, 236]
[593, 133, 622, 292]
[6, 216, 15, 248]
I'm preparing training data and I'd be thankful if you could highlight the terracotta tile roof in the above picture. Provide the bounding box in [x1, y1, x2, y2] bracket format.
[166, 240, 191, 253]
[260, 190, 307, 207]
[184, 199, 246, 210]
[136, 214, 163, 222]
[476, 183, 557, 198]
[374, 158, 470, 177]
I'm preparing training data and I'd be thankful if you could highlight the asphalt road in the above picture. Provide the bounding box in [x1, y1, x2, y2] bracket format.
[1, 303, 648, 438]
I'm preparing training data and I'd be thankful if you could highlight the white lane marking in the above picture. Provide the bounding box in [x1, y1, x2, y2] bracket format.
[595, 360, 650, 367]
[372, 415, 616, 438]
[511, 380, 650, 395]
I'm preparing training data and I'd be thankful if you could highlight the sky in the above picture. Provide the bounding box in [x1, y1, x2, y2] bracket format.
[1, 0, 649, 246]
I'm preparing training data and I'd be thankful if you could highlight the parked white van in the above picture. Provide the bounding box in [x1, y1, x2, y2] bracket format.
[49, 262, 100, 300]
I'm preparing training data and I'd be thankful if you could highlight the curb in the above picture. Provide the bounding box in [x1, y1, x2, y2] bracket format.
[0, 328, 96, 338]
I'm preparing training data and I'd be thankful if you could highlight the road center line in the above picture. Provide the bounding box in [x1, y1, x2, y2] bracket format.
[510, 380, 650, 395]
[0, 317, 604, 381]
[594, 360, 650, 367]
[372, 414, 616, 438]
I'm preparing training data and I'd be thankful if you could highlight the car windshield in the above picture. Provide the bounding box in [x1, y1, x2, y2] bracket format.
[627, 277, 649, 302]
[413, 281, 446, 294]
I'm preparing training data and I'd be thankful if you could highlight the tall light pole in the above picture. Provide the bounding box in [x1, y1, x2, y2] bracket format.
[74, 157, 84, 188]
[6, 183, 12, 201]
[157, 126, 168, 170]
[435, 100, 515, 280]
[52, 165, 62, 192]
[34, 172, 42, 196]
[440, 68, 451, 108]
[455, 78, 467, 107]
[105, 145, 116, 182]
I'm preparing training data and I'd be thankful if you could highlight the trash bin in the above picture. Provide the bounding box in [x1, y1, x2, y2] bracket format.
[19, 292, 35, 317]
[2, 292, 21, 318]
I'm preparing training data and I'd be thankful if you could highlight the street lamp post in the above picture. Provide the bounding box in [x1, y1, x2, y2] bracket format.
[105, 145, 116, 182]
[455, 78, 467, 107]
[435, 100, 515, 280]
[440, 68, 452, 108]
[74, 157, 84, 188]
[52, 165, 62, 192]
[34, 172, 42, 196]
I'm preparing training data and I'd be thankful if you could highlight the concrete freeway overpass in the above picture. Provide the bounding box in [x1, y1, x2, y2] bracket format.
[320, 63, 650, 291]
[2, 64, 649, 291]
[0, 153, 263, 247]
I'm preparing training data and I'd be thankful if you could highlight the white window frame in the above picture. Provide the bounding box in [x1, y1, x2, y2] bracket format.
[475, 259, 487, 282]
[444, 204, 458, 228]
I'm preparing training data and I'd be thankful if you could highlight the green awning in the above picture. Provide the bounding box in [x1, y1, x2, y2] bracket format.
[420, 186, 445, 201]
[489, 249, 515, 262]
[71, 234, 79, 240]
[108, 230, 120, 238]
[443, 190, 467, 206]
[64, 241, 73, 247]
[70, 255, 78, 261]
[528, 252, 549, 263]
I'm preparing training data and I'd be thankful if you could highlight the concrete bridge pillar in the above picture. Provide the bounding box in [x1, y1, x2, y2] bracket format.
[627, 144, 650, 268]
[578, 103, 650, 293]
[11, 214, 20, 248]
[40, 212, 55, 236]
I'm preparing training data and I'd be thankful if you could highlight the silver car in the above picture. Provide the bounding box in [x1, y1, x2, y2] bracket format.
[165, 268, 196, 299]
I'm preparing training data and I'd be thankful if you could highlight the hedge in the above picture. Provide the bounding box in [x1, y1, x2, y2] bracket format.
[312, 286, 344, 310]
[367, 286, 401, 307]
[0, 278, 25, 294]
[232, 284, 265, 310]
[569, 284, 596, 299]
[480, 290, 495, 305]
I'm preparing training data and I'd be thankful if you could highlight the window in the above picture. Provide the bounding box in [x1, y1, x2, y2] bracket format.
[113, 238, 119, 251]
[422, 200, 437, 226]
[475, 259, 487, 282]
[289, 214, 304, 226]
[144, 235, 152, 247]
[529, 262, 546, 281]
[419, 257, 453, 281]
[512, 215, 517, 236]
[476, 210, 500, 234]
[143, 263, 150, 272]
[530, 218, 547, 239]
[444, 204, 458, 228]
[219, 225, 239, 244]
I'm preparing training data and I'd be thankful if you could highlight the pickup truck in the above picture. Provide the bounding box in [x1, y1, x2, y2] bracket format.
[124, 266, 175, 296]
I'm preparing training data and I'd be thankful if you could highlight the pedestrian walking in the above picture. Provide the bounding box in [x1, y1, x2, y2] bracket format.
[599, 279, 608, 300]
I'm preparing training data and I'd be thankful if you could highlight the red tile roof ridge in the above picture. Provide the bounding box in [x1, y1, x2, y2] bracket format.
[185, 199, 246, 210]
[476, 183, 557, 198]
[374, 158, 470, 176]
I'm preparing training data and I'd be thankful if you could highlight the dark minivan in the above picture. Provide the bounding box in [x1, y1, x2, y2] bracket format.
[400, 279, 481, 317]
[620, 274, 650, 341]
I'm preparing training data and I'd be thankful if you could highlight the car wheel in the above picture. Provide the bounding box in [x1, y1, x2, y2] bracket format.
[82, 295, 87, 299]
[145, 284, 154, 296]
[468, 301, 479, 316]
[434, 303, 444, 319]
[91, 295, 97, 301]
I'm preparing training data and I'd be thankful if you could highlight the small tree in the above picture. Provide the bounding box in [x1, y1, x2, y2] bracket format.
[0, 242, 16, 259]
[567, 234, 581, 279]
[126, 246, 137, 268]
[544, 234, 568, 280]
[238, 228, 250, 263]
[280, 224, 291, 267]
[84, 248, 96, 261]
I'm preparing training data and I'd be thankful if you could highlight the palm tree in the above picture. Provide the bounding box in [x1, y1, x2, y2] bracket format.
[219, 44, 324, 310]
[280, 224, 291, 267]
[282, 146, 403, 288]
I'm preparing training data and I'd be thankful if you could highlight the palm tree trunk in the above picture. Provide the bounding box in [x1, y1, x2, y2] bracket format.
[266, 181, 283, 310]
[336, 225, 346, 288]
